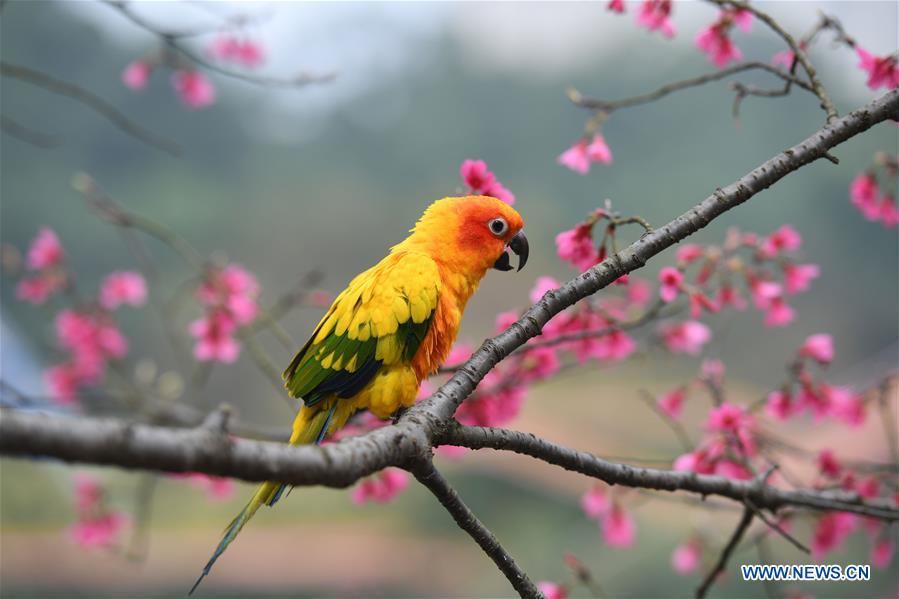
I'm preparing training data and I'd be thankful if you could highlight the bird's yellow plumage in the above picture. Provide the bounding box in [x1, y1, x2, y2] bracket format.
[191, 196, 527, 593]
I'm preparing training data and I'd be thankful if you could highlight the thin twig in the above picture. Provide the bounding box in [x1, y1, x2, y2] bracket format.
[1, 114, 61, 148]
[709, 0, 838, 122]
[0, 61, 181, 155]
[569, 62, 814, 112]
[696, 506, 754, 599]
[410, 460, 540, 598]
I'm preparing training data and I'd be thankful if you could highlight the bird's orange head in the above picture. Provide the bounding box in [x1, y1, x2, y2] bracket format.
[397, 196, 528, 276]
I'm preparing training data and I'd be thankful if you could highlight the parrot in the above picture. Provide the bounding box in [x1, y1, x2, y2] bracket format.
[190, 195, 528, 593]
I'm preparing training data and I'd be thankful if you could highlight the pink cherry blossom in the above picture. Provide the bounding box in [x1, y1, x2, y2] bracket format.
[581, 485, 611, 519]
[817, 449, 842, 478]
[760, 225, 801, 258]
[811, 512, 856, 560]
[601, 504, 636, 548]
[100, 271, 147, 310]
[763, 296, 794, 328]
[627, 277, 652, 306]
[716, 285, 747, 311]
[556, 223, 599, 271]
[714, 460, 752, 480]
[537, 582, 568, 599]
[445, 342, 474, 368]
[674, 448, 715, 475]
[73, 474, 103, 513]
[871, 538, 895, 568]
[880, 194, 898, 228]
[800, 334, 833, 364]
[71, 512, 128, 548]
[636, 0, 675, 38]
[16, 275, 62, 305]
[660, 320, 711, 355]
[460, 159, 495, 191]
[26, 228, 64, 270]
[351, 468, 409, 504]
[671, 540, 701, 574]
[695, 23, 742, 68]
[701, 358, 725, 381]
[765, 389, 794, 421]
[592, 329, 636, 362]
[688, 292, 719, 318]
[45, 363, 86, 405]
[122, 61, 151, 90]
[658, 387, 686, 420]
[174, 473, 235, 500]
[749, 279, 782, 309]
[519, 346, 561, 381]
[849, 172, 882, 220]
[676, 244, 704, 265]
[783, 263, 819, 295]
[856, 47, 899, 90]
[456, 377, 527, 428]
[558, 140, 591, 174]
[209, 36, 266, 68]
[495, 310, 519, 334]
[483, 181, 516, 205]
[586, 134, 613, 165]
[190, 310, 240, 363]
[827, 386, 866, 427]
[607, 0, 625, 13]
[772, 49, 796, 68]
[530, 276, 560, 304]
[658, 267, 683, 302]
[459, 160, 516, 204]
[706, 402, 753, 435]
[171, 71, 216, 109]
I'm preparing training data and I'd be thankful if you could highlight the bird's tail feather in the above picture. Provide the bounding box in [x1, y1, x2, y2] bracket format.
[189, 400, 339, 594]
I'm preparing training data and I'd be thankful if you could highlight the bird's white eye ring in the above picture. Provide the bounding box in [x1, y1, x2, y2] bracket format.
[488, 217, 508, 237]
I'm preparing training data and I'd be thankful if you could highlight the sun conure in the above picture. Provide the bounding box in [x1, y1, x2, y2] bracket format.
[191, 195, 528, 592]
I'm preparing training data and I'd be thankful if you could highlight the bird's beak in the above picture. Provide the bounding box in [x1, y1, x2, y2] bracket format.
[493, 231, 529, 272]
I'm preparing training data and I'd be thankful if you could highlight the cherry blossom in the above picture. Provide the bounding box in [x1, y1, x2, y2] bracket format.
[695, 10, 748, 68]
[671, 540, 701, 574]
[209, 35, 266, 68]
[351, 468, 410, 504]
[100, 271, 147, 310]
[658, 267, 683, 302]
[555, 223, 599, 271]
[657, 387, 686, 420]
[581, 485, 611, 519]
[558, 134, 613, 174]
[782, 263, 819, 295]
[760, 225, 801, 258]
[26, 227, 64, 270]
[173, 473, 236, 501]
[537, 582, 568, 599]
[799, 334, 833, 364]
[856, 47, 899, 90]
[171, 71, 216, 109]
[765, 389, 794, 421]
[849, 172, 882, 220]
[636, 0, 675, 38]
[817, 449, 842, 479]
[659, 320, 711, 355]
[607, 0, 625, 13]
[871, 537, 895, 568]
[122, 61, 151, 90]
[190, 310, 240, 363]
[601, 503, 636, 548]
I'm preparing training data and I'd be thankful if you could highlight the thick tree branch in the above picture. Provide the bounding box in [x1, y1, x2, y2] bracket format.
[443, 424, 899, 521]
[410, 460, 540, 598]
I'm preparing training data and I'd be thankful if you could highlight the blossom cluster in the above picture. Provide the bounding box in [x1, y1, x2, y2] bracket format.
[189, 263, 260, 363]
[459, 160, 515, 204]
[70, 474, 128, 549]
[11, 229, 148, 404]
[122, 34, 266, 109]
[694, 8, 752, 68]
[849, 154, 898, 228]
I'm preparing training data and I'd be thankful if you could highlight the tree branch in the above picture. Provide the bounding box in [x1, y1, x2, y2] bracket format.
[696, 506, 754, 599]
[0, 61, 181, 155]
[410, 460, 540, 598]
[443, 424, 899, 520]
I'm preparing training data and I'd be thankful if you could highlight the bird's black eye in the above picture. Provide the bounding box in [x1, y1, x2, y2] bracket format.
[489, 217, 508, 237]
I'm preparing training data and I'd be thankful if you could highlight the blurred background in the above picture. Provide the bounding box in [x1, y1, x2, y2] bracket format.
[1, 1, 897, 597]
